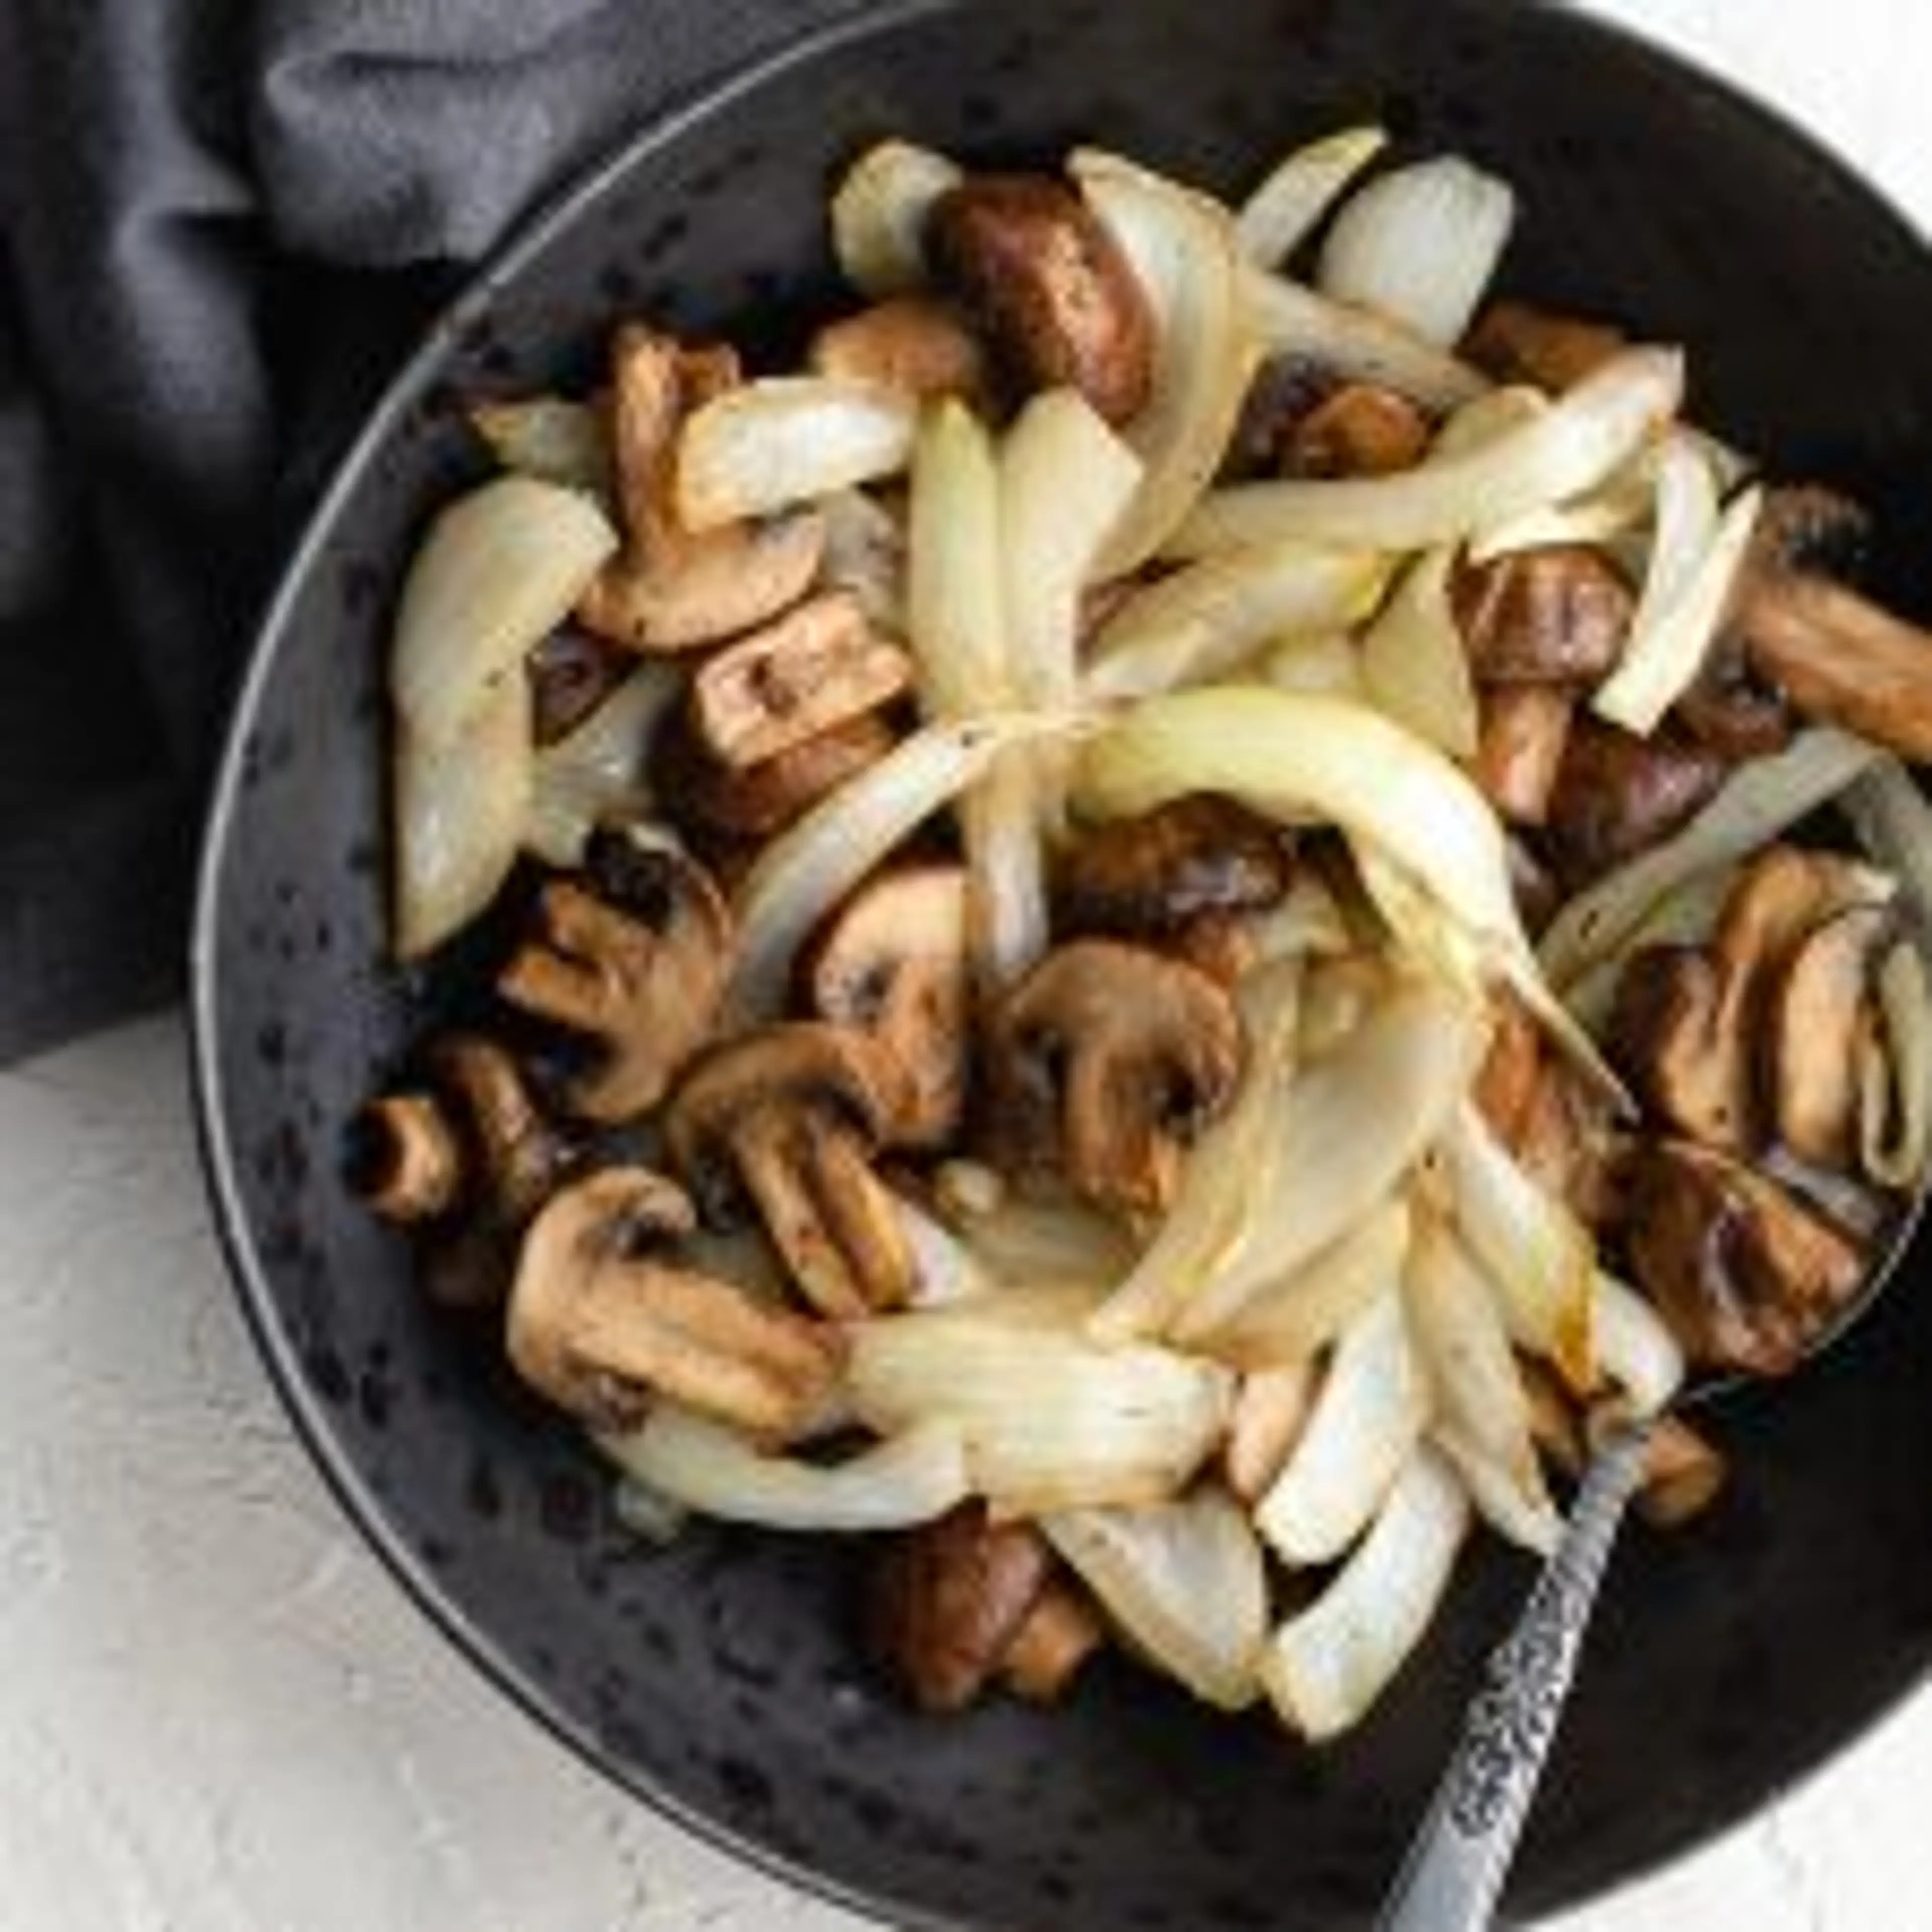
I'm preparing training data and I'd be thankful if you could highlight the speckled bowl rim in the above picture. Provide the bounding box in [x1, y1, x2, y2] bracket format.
[188, 4, 1932, 1926]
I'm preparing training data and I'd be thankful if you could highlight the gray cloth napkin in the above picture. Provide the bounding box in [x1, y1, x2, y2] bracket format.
[0, 0, 865, 1060]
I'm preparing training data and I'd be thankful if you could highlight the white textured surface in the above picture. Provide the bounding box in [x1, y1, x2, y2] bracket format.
[5, 7, 1929, 1927]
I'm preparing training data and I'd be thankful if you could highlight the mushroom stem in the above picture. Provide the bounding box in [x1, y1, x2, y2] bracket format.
[356, 1093, 462, 1223]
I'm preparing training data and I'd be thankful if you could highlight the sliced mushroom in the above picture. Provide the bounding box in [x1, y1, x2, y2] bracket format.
[1751, 483, 1872, 582]
[688, 590, 912, 770]
[527, 627, 633, 746]
[1737, 574, 1932, 761]
[866, 1502, 1055, 1712]
[1622, 1137, 1867, 1378]
[1280, 382, 1432, 479]
[655, 708, 898, 841]
[498, 826, 733, 1124]
[664, 1021, 918, 1318]
[1473, 993, 1545, 1151]
[1513, 1055, 1620, 1229]
[1544, 715, 1727, 885]
[355, 1094, 463, 1223]
[988, 939, 1247, 1218]
[1464, 300, 1626, 392]
[505, 1165, 842, 1436]
[808, 295, 990, 405]
[927, 173, 1155, 426]
[808, 865, 970, 1149]
[998, 1581, 1108, 1704]
[1769, 900, 1898, 1167]
[1471, 684, 1575, 827]
[1452, 545, 1634, 684]
[576, 324, 824, 653]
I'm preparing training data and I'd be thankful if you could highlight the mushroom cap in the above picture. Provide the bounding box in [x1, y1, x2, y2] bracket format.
[1545, 716, 1727, 886]
[1472, 683, 1575, 828]
[989, 938, 1248, 1217]
[807, 295, 990, 407]
[1453, 544, 1634, 685]
[655, 707, 898, 841]
[427, 1033, 570, 1223]
[1280, 383, 1431, 480]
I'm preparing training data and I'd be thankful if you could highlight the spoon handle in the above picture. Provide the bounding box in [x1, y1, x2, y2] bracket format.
[1377, 1417, 1655, 1932]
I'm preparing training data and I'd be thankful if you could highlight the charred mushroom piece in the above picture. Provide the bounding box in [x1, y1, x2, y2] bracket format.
[989, 939, 1247, 1218]
[1453, 546, 1634, 685]
[664, 1022, 918, 1318]
[656, 708, 898, 842]
[1280, 382, 1432, 479]
[1474, 993, 1545, 1151]
[577, 325, 824, 653]
[356, 1094, 462, 1223]
[1622, 1138, 1867, 1378]
[505, 1166, 842, 1436]
[1544, 716, 1727, 885]
[499, 827, 733, 1124]
[927, 173, 1155, 426]
[808, 865, 970, 1149]
[999, 1582, 1108, 1704]
[808, 295, 990, 405]
[527, 628, 634, 747]
[1471, 684, 1575, 827]
[688, 591, 913, 770]
[1464, 300, 1626, 392]
[866, 1503, 1054, 1712]
[1737, 574, 1932, 762]
[1751, 484, 1873, 582]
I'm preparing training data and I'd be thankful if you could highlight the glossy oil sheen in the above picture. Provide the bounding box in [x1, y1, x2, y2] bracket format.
[191, 1, 1932, 1925]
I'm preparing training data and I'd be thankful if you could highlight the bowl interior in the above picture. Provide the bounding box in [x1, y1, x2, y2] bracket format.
[194, 1, 1932, 1926]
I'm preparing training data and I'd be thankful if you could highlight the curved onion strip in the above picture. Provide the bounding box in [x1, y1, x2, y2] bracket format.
[1595, 481, 1763, 736]
[830, 139, 962, 296]
[1470, 487, 1649, 564]
[523, 664, 681, 867]
[1240, 267, 1488, 414]
[1440, 1101, 1594, 1391]
[1252, 1287, 1431, 1567]
[728, 712, 1065, 1019]
[1169, 347, 1682, 557]
[471, 397, 611, 497]
[847, 1292, 1232, 1514]
[1044, 1490, 1268, 1710]
[961, 760, 1053, 990]
[1405, 1213, 1560, 1556]
[1196, 1197, 1411, 1370]
[389, 475, 618, 750]
[1088, 961, 1305, 1346]
[611, 1476, 689, 1547]
[1359, 547, 1481, 759]
[1862, 942, 1932, 1188]
[1539, 728, 1880, 990]
[1562, 863, 1737, 1036]
[1236, 125, 1388, 268]
[1255, 630, 1365, 699]
[1428, 383, 1547, 460]
[895, 1193, 997, 1308]
[1590, 1272, 1684, 1418]
[598, 1409, 969, 1533]
[909, 398, 1006, 714]
[1845, 756, 1932, 933]
[1261, 1445, 1469, 1742]
[393, 675, 532, 960]
[675, 377, 918, 530]
[1317, 155, 1517, 348]
[1246, 874, 1356, 965]
[1086, 541, 1386, 703]
[1073, 149, 1256, 577]
[1169, 981, 1482, 1343]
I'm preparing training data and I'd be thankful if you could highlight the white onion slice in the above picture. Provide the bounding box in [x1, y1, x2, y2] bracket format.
[1085, 541, 1386, 703]
[522, 664, 681, 867]
[389, 475, 618, 751]
[1359, 546, 1481, 759]
[908, 398, 1006, 714]
[819, 487, 907, 632]
[1240, 268, 1489, 414]
[955, 1196, 1138, 1292]
[1255, 630, 1365, 699]
[675, 377, 918, 530]
[895, 1193, 997, 1308]
[830, 139, 963, 296]
[1863, 941, 1932, 1188]
[1045, 1490, 1268, 1710]
[1561, 862, 1736, 1036]
[1261, 1445, 1469, 1742]
[1073, 149, 1256, 576]
[1236, 125, 1389, 268]
[598, 1409, 969, 1532]
[1539, 728, 1880, 990]
[1590, 1271, 1684, 1418]
[1253, 1286, 1431, 1566]
[1170, 347, 1682, 557]
[1318, 155, 1517, 348]
[471, 397, 611, 496]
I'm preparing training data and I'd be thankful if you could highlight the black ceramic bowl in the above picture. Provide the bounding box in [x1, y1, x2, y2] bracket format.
[191, 2, 1932, 1925]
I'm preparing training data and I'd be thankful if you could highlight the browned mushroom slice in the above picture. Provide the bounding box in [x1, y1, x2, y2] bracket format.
[356, 1094, 463, 1223]
[1768, 901, 1898, 1167]
[1452, 546, 1634, 685]
[1473, 993, 1545, 1150]
[1543, 716, 1727, 885]
[1471, 684, 1575, 827]
[998, 1581, 1108, 1705]
[664, 1022, 918, 1318]
[1737, 574, 1932, 761]
[1672, 634, 1793, 761]
[1512, 1055, 1620, 1229]
[1622, 1138, 1867, 1378]
[927, 173, 1155, 426]
[576, 324, 825, 653]
[808, 865, 970, 1149]
[1280, 383, 1432, 479]
[988, 939, 1247, 1218]
[1463, 300, 1626, 392]
[527, 628, 634, 747]
[1751, 483, 1873, 582]
[505, 1166, 842, 1436]
[656, 709, 898, 842]
[866, 1502, 1055, 1712]
[808, 294, 990, 405]
[498, 827, 733, 1125]
[688, 591, 913, 770]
